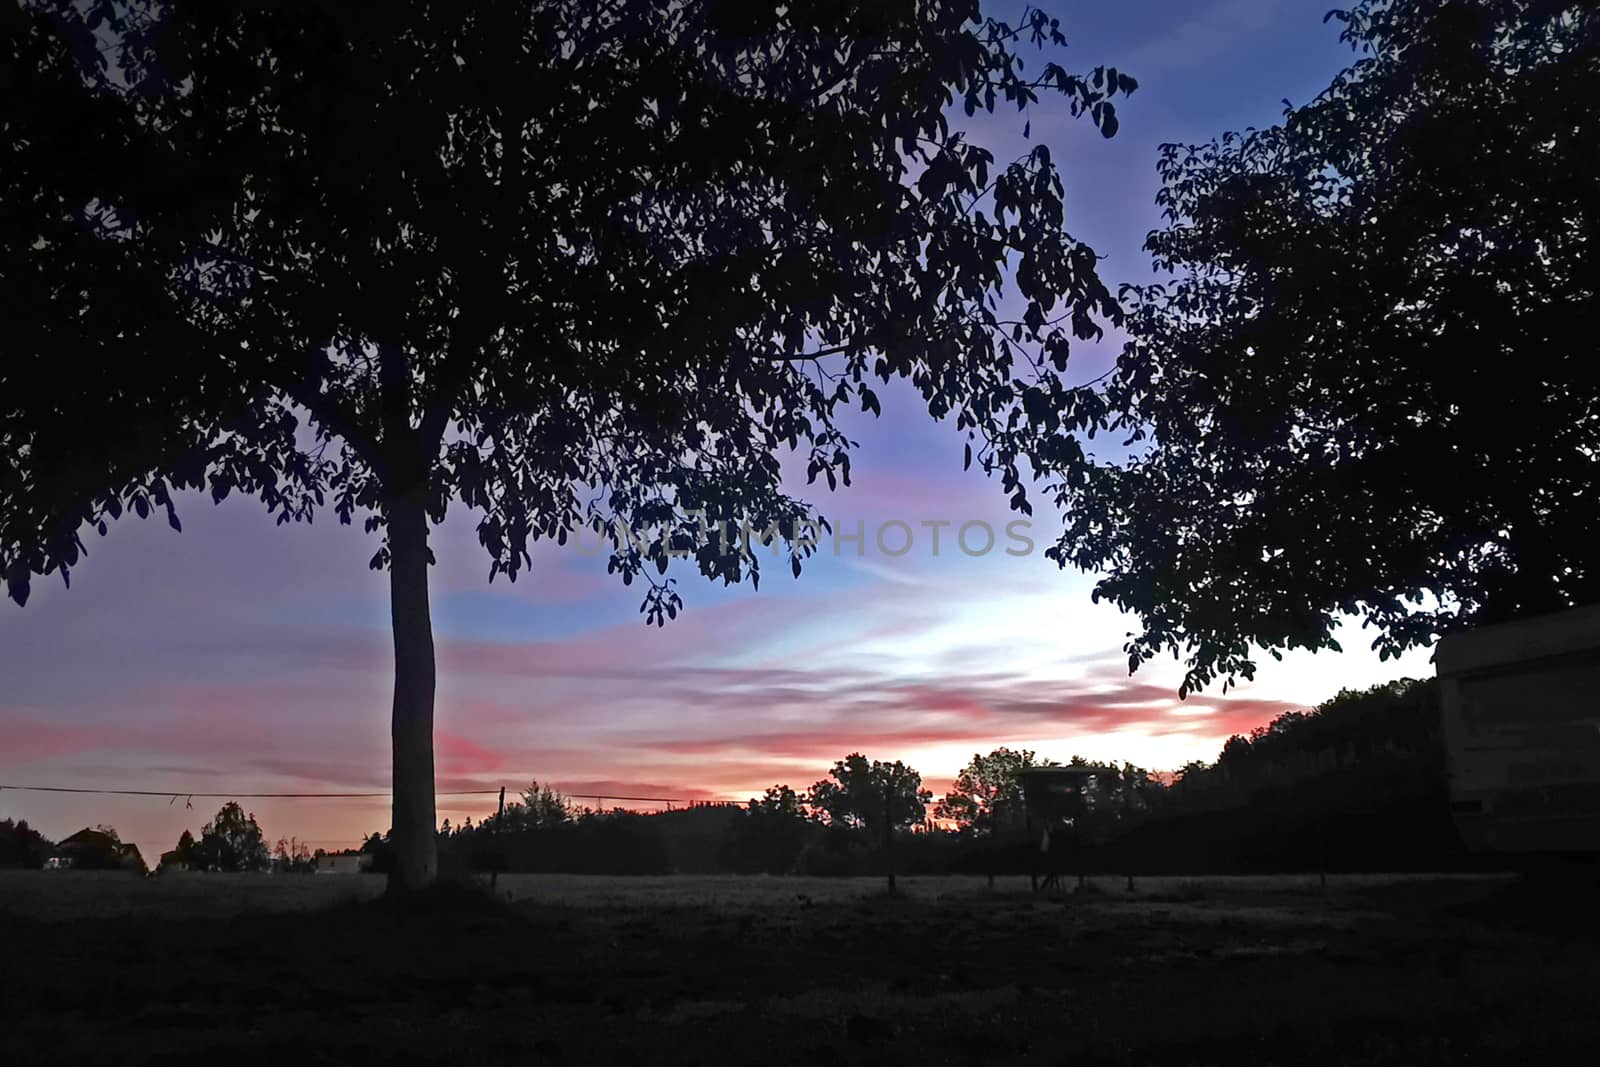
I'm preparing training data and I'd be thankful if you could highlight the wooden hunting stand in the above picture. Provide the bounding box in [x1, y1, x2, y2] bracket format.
[1017, 767, 1095, 894]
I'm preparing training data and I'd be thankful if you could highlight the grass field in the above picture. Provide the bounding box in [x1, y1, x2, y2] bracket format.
[2, 870, 1597, 1064]
[0, 869, 1497, 918]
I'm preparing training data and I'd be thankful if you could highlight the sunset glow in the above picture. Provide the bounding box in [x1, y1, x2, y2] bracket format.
[0, 0, 1434, 864]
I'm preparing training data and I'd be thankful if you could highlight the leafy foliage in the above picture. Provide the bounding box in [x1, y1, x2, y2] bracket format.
[484, 780, 573, 833]
[191, 801, 270, 872]
[519, 780, 572, 829]
[808, 753, 933, 835]
[3, 0, 1135, 609]
[1051, 0, 1600, 693]
[747, 784, 808, 819]
[0, 0, 247, 608]
[159, 828, 196, 871]
[935, 746, 1051, 833]
[721, 785, 813, 874]
[1166, 678, 1444, 811]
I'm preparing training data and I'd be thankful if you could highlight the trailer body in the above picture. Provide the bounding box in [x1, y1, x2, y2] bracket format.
[1437, 604, 1600, 854]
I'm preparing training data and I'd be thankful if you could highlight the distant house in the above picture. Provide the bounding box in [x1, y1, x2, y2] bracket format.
[51, 828, 146, 873]
[315, 851, 372, 874]
[156, 849, 189, 874]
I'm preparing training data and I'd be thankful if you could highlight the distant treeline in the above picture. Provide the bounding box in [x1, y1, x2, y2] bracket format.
[3, 678, 1476, 877]
[351, 678, 1480, 878]
[1, 802, 318, 874]
[1109, 677, 1466, 874]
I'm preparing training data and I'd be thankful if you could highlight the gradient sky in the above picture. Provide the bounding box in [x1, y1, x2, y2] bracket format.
[0, 1, 1435, 862]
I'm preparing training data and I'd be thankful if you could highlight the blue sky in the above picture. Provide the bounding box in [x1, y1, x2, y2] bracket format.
[0, 1, 1433, 861]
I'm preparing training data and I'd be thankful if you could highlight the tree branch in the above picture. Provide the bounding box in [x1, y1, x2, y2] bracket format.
[418, 402, 452, 456]
[280, 371, 388, 482]
[766, 342, 858, 362]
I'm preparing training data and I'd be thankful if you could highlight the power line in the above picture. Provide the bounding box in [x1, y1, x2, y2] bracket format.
[0, 785, 501, 799]
[0, 784, 747, 804]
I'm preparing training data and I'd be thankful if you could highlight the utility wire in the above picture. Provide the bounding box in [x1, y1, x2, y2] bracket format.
[0, 785, 500, 798]
[0, 785, 745, 804]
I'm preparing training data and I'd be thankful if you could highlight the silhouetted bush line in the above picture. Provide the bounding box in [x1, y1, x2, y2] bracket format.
[5, 679, 1484, 877]
[360, 679, 1488, 878]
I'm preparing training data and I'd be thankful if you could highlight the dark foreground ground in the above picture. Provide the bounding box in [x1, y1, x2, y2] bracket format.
[3, 871, 1597, 1065]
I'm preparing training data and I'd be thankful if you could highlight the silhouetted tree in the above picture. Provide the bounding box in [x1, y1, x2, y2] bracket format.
[272, 836, 315, 873]
[2, 1, 1134, 889]
[1182, 679, 1444, 801]
[0, 818, 52, 868]
[359, 830, 394, 875]
[1, 0, 223, 594]
[191, 802, 270, 872]
[519, 780, 571, 830]
[1051, 0, 1600, 693]
[722, 785, 813, 874]
[937, 747, 1050, 834]
[748, 784, 808, 819]
[810, 753, 931, 893]
[159, 828, 197, 872]
[1115, 763, 1163, 817]
[810, 755, 932, 836]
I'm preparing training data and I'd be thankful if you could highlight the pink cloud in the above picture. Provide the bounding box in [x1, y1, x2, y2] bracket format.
[436, 730, 505, 776]
[0, 714, 105, 769]
[0, 488, 1327, 855]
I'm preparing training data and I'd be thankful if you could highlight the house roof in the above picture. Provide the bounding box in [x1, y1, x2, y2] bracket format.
[58, 828, 120, 852]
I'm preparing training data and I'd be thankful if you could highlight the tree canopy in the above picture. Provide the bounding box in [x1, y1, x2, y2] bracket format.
[191, 801, 271, 872]
[164, 828, 196, 869]
[488, 779, 572, 833]
[1051, 0, 1600, 693]
[720, 784, 812, 874]
[935, 746, 1049, 833]
[746, 784, 807, 819]
[5, 0, 1135, 604]
[2, 0, 1135, 888]
[0, 818, 53, 869]
[808, 752, 933, 834]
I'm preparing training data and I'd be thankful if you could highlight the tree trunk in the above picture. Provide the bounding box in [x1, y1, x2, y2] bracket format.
[883, 792, 896, 897]
[386, 490, 437, 892]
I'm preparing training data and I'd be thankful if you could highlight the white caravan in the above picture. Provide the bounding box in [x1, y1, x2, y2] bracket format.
[1436, 603, 1600, 854]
